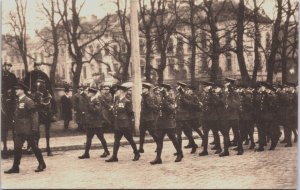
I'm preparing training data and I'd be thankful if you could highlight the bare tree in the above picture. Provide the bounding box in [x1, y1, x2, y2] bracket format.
[266, 0, 283, 83]
[36, 0, 63, 86]
[139, 0, 157, 82]
[5, 0, 31, 73]
[57, 0, 110, 90]
[153, 0, 180, 84]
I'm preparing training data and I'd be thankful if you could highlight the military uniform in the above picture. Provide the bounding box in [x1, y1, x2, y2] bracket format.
[150, 84, 183, 164]
[79, 88, 109, 159]
[5, 83, 46, 173]
[256, 84, 281, 151]
[74, 90, 89, 131]
[139, 89, 158, 153]
[60, 89, 73, 129]
[1, 68, 17, 158]
[199, 83, 223, 156]
[98, 92, 113, 127]
[106, 85, 140, 162]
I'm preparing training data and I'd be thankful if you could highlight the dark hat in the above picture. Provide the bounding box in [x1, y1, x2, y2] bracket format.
[34, 62, 42, 67]
[161, 83, 172, 91]
[100, 85, 111, 90]
[153, 86, 160, 91]
[14, 82, 29, 91]
[200, 81, 215, 87]
[36, 79, 46, 83]
[214, 82, 224, 88]
[142, 83, 152, 89]
[3, 62, 12, 67]
[88, 87, 98, 94]
[224, 77, 236, 84]
[177, 81, 188, 88]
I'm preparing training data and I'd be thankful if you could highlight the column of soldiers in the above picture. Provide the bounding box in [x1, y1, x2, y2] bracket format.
[3, 60, 298, 172]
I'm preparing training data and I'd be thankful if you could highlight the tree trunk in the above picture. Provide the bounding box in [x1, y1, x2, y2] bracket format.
[122, 50, 131, 82]
[72, 57, 83, 91]
[210, 54, 219, 82]
[157, 51, 167, 85]
[145, 34, 152, 82]
[252, 0, 260, 83]
[266, 0, 283, 83]
[236, 0, 250, 83]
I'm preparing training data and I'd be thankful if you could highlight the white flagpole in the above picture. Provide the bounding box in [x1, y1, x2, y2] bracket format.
[130, 0, 142, 135]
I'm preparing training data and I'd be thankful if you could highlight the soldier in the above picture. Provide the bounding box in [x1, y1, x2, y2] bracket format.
[175, 82, 198, 154]
[4, 82, 46, 174]
[219, 78, 243, 156]
[139, 83, 158, 153]
[98, 85, 114, 128]
[150, 84, 183, 165]
[199, 81, 222, 156]
[285, 83, 298, 145]
[106, 85, 140, 162]
[1, 62, 17, 158]
[238, 84, 255, 149]
[255, 82, 281, 151]
[78, 87, 110, 159]
[75, 86, 89, 132]
[60, 86, 73, 129]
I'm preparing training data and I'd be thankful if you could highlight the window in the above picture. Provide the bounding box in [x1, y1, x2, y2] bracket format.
[225, 32, 231, 47]
[176, 37, 184, 55]
[258, 53, 263, 71]
[265, 32, 271, 50]
[226, 53, 232, 71]
[167, 38, 174, 54]
[83, 66, 87, 79]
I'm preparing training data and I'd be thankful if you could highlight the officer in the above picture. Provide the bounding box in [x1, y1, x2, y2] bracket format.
[238, 84, 255, 149]
[1, 62, 17, 158]
[199, 81, 222, 156]
[78, 87, 110, 159]
[255, 82, 280, 151]
[76, 85, 89, 132]
[106, 85, 140, 162]
[139, 83, 158, 153]
[60, 86, 73, 129]
[4, 82, 46, 174]
[150, 83, 183, 165]
[219, 78, 243, 156]
[175, 82, 198, 154]
[152, 86, 162, 126]
[98, 84, 114, 128]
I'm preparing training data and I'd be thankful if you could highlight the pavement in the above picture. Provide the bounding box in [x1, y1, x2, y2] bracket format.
[1, 139, 297, 189]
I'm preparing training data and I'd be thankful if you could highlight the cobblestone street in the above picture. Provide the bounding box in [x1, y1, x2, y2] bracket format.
[1, 139, 297, 189]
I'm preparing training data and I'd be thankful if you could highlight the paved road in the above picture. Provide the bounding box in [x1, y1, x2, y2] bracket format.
[1, 139, 297, 189]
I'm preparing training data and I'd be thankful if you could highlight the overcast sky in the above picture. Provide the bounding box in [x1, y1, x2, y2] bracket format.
[2, 0, 277, 37]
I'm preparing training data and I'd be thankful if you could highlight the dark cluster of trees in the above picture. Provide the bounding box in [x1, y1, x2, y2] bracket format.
[4, 0, 298, 91]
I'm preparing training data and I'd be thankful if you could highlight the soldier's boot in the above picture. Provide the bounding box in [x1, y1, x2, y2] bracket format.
[4, 166, 19, 174]
[214, 148, 222, 154]
[285, 142, 292, 147]
[132, 151, 140, 161]
[244, 138, 249, 145]
[138, 148, 144, 153]
[249, 142, 255, 149]
[190, 144, 198, 154]
[237, 148, 244, 155]
[2, 149, 9, 159]
[78, 153, 90, 159]
[219, 151, 229, 157]
[150, 157, 162, 165]
[106, 142, 119, 162]
[35, 162, 46, 173]
[100, 151, 110, 158]
[255, 146, 264, 152]
[46, 148, 53, 157]
[175, 151, 183, 162]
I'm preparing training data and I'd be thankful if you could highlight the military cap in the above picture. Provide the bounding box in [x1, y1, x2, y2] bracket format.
[88, 87, 98, 94]
[214, 82, 224, 88]
[14, 82, 29, 91]
[36, 79, 46, 83]
[177, 81, 188, 88]
[34, 62, 42, 67]
[3, 62, 12, 67]
[224, 77, 236, 83]
[161, 83, 172, 91]
[153, 86, 160, 91]
[116, 84, 129, 91]
[200, 81, 215, 86]
[142, 83, 152, 89]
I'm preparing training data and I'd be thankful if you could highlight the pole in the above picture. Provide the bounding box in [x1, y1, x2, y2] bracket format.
[130, 0, 142, 135]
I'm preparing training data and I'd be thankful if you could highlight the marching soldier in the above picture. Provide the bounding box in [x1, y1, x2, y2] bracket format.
[78, 87, 110, 159]
[150, 84, 183, 165]
[219, 78, 243, 156]
[175, 82, 198, 154]
[238, 84, 255, 149]
[98, 85, 114, 128]
[199, 81, 222, 156]
[2, 62, 17, 158]
[4, 82, 46, 174]
[139, 83, 158, 153]
[106, 85, 140, 162]
[74, 86, 89, 132]
[255, 82, 281, 151]
[285, 83, 298, 145]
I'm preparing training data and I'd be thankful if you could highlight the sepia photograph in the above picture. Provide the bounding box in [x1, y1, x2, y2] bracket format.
[0, 0, 298, 189]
